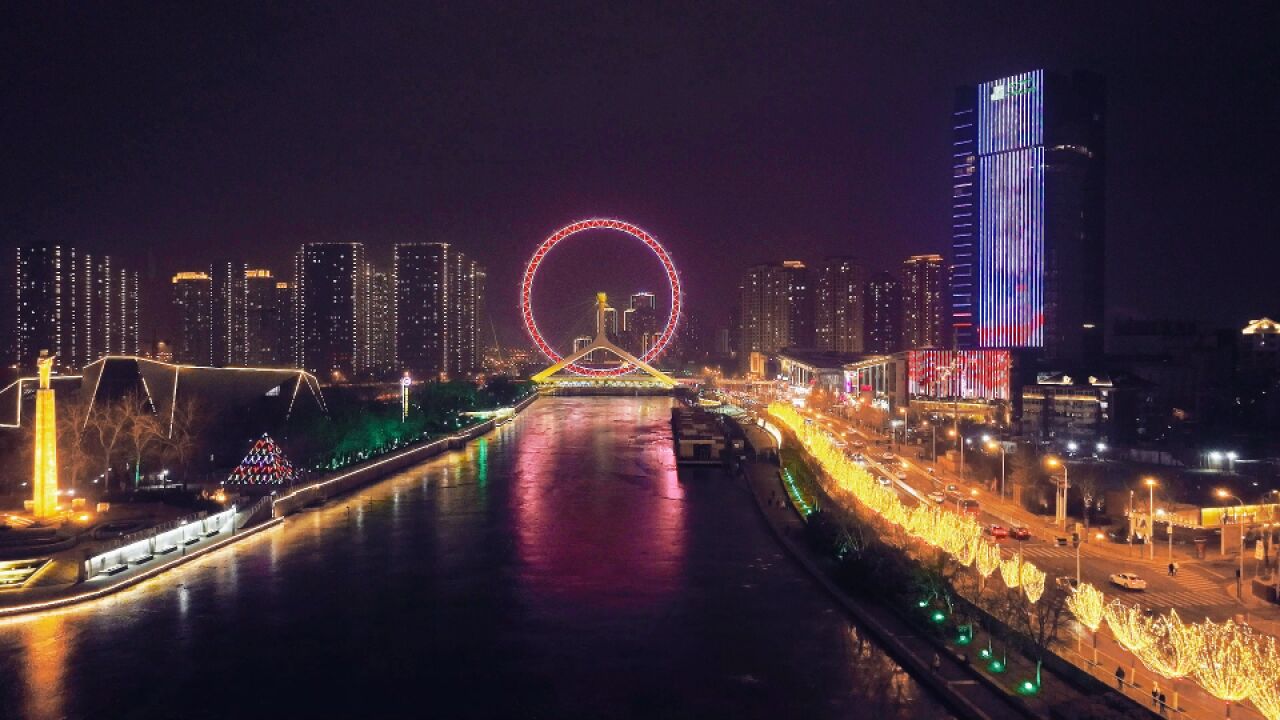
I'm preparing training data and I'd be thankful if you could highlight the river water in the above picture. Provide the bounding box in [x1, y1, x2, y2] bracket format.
[0, 396, 946, 719]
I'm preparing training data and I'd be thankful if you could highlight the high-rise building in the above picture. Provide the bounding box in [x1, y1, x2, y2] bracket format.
[367, 269, 395, 376]
[210, 260, 247, 367]
[951, 69, 1105, 360]
[865, 272, 904, 354]
[172, 271, 213, 365]
[738, 263, 793, 371]
[902, 254, 947, 349]
[630, 292, 656, 311]
[15, 246, 139, 372]
[296, 243, 369, 380]
[781, 260, 813, 347]
[393, 243, 485, 378]
[814, 257, 866, 353]
[244, 269, 288, 367]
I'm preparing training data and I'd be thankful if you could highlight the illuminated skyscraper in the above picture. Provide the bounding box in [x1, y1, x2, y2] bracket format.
[244, 269, 290, 367]
[781, 260, 813, 347]
[296, 243, 369, 380]
[367, 269, 395, 376]
[393, 243, 485, 378]
[814, 257, 866, 353]
[172, 271, 213, 365]
[737, 263, 792, 371]
[951, 70, 1105, 360]
[210, 260, 247, 367]
[865, 271, 903, 354]
[902, 254, 947, 349]
[16, 245, 139, 372]
[630, 292, 656, 311]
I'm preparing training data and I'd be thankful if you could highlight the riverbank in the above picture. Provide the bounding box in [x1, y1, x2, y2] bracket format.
[0, 393, 539, 618]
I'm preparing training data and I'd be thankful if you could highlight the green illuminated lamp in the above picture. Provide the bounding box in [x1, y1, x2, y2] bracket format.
[930, 611, 946, 624]
[988, 659, 1005, 673]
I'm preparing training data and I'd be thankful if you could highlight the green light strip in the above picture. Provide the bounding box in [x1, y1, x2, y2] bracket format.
[782, 468, 813, 517]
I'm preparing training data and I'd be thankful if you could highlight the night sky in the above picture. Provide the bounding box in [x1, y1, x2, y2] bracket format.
[3, 2, 1277, 348]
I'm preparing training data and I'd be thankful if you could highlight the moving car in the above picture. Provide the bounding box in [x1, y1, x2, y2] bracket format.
[1009, 526, 1032, 541]
[876, 475, 892, 487]
[945, 484, 959, 494]
[881, 453, 895, 462]
[894, 470, 907, 480]
[959, 498, 980, 516]
[985, 525, 1008, 539]
[928, 491, 946, 504]
[1109, 572, 1147, 591]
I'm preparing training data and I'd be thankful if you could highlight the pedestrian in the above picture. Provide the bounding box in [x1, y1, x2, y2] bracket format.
[1167, 562, 1174, 576]
[1173, 561, 1179, 576]
[1158, 692, 1167, 717]
[932, 653, 941, 672]
[1151, 682, 1160, 708]
[1115, 666, 1125, 690]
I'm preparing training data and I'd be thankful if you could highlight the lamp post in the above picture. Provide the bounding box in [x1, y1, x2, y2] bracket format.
[986, 438, 1006, 501]
[1144, 477, 1158, 560]
[1218, 489, 1246, 603]
[1156, 508, 1174, 561]
[1046, 456, 1069, 530]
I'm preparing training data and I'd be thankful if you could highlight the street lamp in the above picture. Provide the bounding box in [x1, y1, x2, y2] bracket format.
[986, 439, 1006, 501]
[1143, 477, 1158, 560]
[1045, 456, 1069, 530]
[1217, 488, 1247, 603]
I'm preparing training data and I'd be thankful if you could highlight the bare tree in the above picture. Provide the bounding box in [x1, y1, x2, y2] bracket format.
[56, 398, 95, 492]
[1072, 464, 1104, 530]
[123, 395, 164, 489]
[162, 397, 204, 482]
[86, 399, 129, 490]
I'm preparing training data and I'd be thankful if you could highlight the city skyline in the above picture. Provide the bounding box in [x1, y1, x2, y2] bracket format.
[2, 4, 1275, 350]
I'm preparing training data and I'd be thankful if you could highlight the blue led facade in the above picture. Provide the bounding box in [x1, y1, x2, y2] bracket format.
[954, 70, 1047, 350]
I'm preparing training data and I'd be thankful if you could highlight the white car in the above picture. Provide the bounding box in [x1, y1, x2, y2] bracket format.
[1109, 573, 1147, 591]
[876, 475, 892, 487]
[881, 453, 895, 462]
[928, 491, 946, 504]
[894, 470, 907, 480]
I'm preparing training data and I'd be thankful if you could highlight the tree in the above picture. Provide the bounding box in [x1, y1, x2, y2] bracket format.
[123, 397, 164, 488]
[56, 398, 95, 492]
[1072, 464, 1104, 530]
[86, 398, 129, 490]
[162, 397, 204, 482]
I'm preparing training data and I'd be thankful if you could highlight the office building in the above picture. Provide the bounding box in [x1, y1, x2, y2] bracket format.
[865, 272, 903, 354]
[393, 243, 485, 378]
[814, 257, 866, 353]
[172, 271, 213, 365]
[781, 260, 813, 347]
[296, 243, 369, 380]
[902, 254, 947, 349]
[737, 263, 793, 372]
[950, 69, 1105, 360]
[15, 245, 140, 372]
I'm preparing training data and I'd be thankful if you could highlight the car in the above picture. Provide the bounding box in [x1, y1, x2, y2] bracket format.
[1055, 577, 1080, 592]
[960, 498, 981, 516]
[926, 466, 936, 475]
[1009, 526, 1032, 541]
[985, 525, 1008, 539]
[881, 453, 895, 462]
[1109, 573, 1148, 591]
[876, 475, 893, 487]
[894, 470, 907, 480]
[945, 484, 959, 494]
[928, 491, 946, 504]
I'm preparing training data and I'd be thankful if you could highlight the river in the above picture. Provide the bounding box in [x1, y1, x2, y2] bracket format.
[0, 396, 947, 719]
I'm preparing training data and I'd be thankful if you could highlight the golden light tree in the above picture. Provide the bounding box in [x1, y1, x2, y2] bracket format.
[1000, 552, 1022, 588]
[1134, 610, 1200, 713]
[1103, 600, 1155, 654]
[975, 542, 1001, 580]
[1020, 562, 1046, 604]
[1066, 582, 1106, 661]
[1192, 619, 1261, 718]
[1249, 637, 1280, 720]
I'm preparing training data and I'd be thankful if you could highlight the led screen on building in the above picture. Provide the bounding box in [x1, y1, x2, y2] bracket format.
[908, 349, 1012, 401]
[975, 69, 1045, 349]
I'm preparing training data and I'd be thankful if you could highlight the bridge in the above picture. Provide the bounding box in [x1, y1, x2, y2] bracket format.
[531, 293, 677, 393]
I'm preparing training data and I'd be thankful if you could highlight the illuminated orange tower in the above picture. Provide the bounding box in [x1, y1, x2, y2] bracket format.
[32, 351, 59, 519]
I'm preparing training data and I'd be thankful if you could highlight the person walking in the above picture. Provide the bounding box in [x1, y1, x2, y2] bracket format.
[1151, 682, 1160, 708]
[1158, 692, 1167, 717]
[1173, 561, 1179, 576]
[1168, 562, 1175, 576]
[932, 653, 942, 673]
[1115, 666, 1126, 690]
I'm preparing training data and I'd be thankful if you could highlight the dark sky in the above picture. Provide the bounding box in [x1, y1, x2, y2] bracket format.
[3, 2, 1278, 349]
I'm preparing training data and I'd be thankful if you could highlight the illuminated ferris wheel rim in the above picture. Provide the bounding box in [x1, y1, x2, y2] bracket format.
[521, 218, 681, 376]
